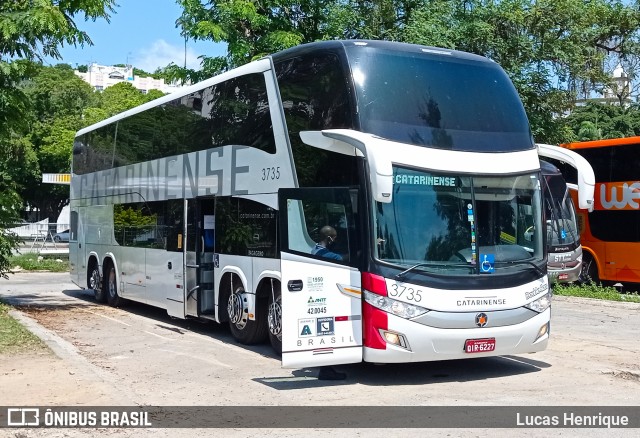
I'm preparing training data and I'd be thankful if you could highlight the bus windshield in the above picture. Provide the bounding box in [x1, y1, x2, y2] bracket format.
[347, 46, 533, 152]
[545, 174, 579, 248]
[374, 167, 544, 276]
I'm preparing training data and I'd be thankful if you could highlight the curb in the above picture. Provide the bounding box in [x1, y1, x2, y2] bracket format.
[8, 308, 140, 405]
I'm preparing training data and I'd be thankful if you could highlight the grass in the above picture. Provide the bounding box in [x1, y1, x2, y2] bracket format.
[553, 281, 640, 303]
[9, 253, 69, 272]
[0, 302, 46, 354]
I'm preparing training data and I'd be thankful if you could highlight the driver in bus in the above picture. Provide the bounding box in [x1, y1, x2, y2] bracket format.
[312, 226, 343, 261]
[311, 224, 348, 380]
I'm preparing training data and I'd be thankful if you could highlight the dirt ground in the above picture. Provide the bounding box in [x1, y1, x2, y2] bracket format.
[1, 305, 131, 406]
[1, 273, 639, 438]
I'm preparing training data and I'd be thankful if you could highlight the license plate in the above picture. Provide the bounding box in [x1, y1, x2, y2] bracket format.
[464, 338, 496, 353]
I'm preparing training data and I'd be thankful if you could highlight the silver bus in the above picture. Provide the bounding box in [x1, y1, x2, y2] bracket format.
[69, 41, 593, 368]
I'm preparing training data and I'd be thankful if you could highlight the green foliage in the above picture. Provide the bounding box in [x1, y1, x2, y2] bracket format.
[0, 0, 114, 280]
[113, 205, 156, 228]
[577, 121, 602, 141]
[175, 0, 640, 144]
[145, 89, 166, 102]
[0, 302, 46, 354]
[560, 101, 640, 141]
[0, 233, 19, 281]
[23, 64, 94, 124]
[97, 82, 148, 117]
[0, 1, 116, 61]
[0, 132, 24, 278]
[400, 0, 640, 144]
[82, 106, 110, 127]
[554, 282, 640, 303]
[113, 205, 158, 246]
[16, 64, 95, 226]
[9, 254, 69, 273]
[177, 1, 338, 67]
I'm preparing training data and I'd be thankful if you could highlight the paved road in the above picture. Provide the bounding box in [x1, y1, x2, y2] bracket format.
[1, 272, 639, 437]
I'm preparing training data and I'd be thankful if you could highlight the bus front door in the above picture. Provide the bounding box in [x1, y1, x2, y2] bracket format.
[70, 207, 85, 287]
[184, 197, 217, 319]
[278, 188, 363, 368]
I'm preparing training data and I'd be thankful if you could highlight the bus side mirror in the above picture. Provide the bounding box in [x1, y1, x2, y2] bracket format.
[536, 143, 595, 212]
[300, 130, 393, 203]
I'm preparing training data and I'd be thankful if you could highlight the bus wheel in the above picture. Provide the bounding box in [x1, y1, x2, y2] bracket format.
[227, 281, 267, 344]
[580, 253, 599, 285]
[88, 262, 106, 303]
[267, 281, 282, 355]
[105, 264, 123, 307]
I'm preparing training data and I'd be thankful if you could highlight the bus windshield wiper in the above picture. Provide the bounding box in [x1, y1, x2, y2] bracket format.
[494, 260, 545, 276]
[395, 262, 472, 280]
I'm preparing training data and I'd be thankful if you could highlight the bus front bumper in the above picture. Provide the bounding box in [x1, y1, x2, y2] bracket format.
[363, 308, 550, 363]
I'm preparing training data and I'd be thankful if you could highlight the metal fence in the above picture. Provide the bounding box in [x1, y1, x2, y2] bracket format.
[6, 222, 70, 254]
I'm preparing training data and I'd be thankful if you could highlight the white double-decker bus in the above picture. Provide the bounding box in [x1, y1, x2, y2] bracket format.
[69, 40, 593, 367]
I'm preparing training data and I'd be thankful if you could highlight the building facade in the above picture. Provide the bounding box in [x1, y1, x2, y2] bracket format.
[74, 63, 182, 94]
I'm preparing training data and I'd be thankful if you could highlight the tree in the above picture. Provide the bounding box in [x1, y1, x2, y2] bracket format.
[175, 0, 640, 144]
[175, 0, 339, 67]
[577, 121, 602, 141]
[0, 0, 115, 278]
[19, 64, 95, 223]
[562, 101, 640, 140]
[402, 0, 640, 144]
[96, 82, 148, 116]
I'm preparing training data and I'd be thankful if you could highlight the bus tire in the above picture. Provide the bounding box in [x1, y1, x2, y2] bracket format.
[88, 260, 106, 303]
[267, 281, 282, 355]
[104, 262, 123, 307]
[227, 278, 268, 344]
[579, 253, 599, 285]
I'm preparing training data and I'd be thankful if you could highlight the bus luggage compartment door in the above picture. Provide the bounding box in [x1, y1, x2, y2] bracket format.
[281, 252, 363, 368]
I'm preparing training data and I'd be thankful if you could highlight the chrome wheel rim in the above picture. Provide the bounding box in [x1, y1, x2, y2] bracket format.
[108, 269, 116, 298]
[227, 288, 246, 328]
[89, 269, 100, 291]
[268, 298, 282, 340]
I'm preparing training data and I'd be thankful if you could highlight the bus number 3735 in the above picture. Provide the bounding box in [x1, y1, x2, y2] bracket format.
[262, 167, 280, 180]
[389, 284, 423, 303]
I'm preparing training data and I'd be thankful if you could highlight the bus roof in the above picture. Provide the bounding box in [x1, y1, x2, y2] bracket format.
[270, 39, 493, 65]
[76, 40, 498, 138]
[561, 136, 640, 150]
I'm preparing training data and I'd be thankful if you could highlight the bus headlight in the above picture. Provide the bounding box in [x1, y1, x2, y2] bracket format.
[364, 290, 429, 319]
[525, 291, 552, 313]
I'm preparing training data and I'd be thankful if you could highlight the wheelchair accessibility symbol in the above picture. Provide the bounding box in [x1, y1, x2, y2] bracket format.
[480, 254, 495, 273]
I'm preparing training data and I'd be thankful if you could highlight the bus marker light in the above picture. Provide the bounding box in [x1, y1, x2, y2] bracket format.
[379, 330, 409, 349]
[535, 322, 549, 341]
[335, 315, 361, 322]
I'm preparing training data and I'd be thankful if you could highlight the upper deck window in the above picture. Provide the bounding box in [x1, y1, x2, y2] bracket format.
[346, 46, 533, 152]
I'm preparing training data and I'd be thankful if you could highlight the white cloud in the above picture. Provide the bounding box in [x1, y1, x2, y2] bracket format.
[134, 39, 201, 72]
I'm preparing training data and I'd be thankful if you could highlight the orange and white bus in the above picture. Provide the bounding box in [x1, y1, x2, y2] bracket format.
[560, 137, 640, 285]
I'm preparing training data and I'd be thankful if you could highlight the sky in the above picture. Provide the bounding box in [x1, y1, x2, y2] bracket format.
[44, 0, 226, 72]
